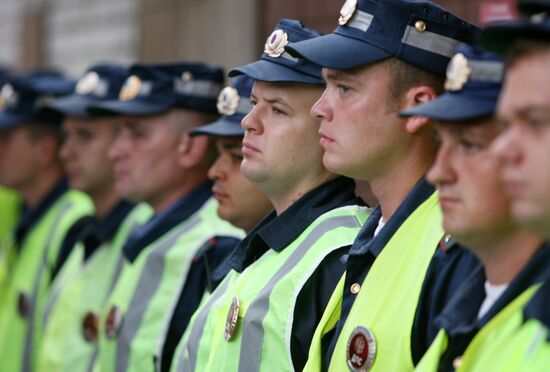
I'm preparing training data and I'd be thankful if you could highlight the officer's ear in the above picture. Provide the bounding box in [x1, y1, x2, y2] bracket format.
[403, 85, 437, 134]
[177, 133, 209, 168]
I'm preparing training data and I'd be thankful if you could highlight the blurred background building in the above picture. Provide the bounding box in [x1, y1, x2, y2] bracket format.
[0, 0, 516, 77]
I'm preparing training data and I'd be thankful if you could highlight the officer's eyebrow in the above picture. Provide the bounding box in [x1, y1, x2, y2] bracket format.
[323, 70, 355, 84]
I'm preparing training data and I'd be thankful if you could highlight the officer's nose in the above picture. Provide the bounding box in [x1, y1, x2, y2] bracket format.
[208, 156, 225, 181]
[59, 136, 75, 162]
[311, 89, 332, 122]
[490, 124, 522, 166]
[108, 130, 129, 161]
[241, 106, 263, 134]
[427, 142, 456, 187]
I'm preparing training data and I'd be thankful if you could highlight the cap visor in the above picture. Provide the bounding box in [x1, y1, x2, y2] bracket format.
[285, 32, 392, 69]
[0, 112, 34, 130]
[189, 118, 244, 137]
[43, 95, 94, 118]
[481, 21, 550, 54]
[400, 93, 496, 122]
[87, 99, 172, 117]
[229, 60, 324, 84]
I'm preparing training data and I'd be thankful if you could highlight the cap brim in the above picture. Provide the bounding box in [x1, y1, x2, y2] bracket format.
[400, 93, 496, 122]
[188, 118, 244, 137]
[481, 21, 550, 54]
[229, 60, 324, 85]
[42, 95, 95, 118]
[87, 99, 173, 117]
[285, 32, 393, 69]
[0, 112, 34, 130]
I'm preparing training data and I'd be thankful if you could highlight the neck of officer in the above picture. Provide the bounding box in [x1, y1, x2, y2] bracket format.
[467, 227, 543, 285]
[370, 143, 436, 222]
[91, 186, 121, 220]
[148, 172, 208, 214]
[21, 166, 64, 210]
[268, 172, 337, 215]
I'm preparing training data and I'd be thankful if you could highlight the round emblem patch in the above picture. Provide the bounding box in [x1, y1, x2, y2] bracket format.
[76, 71, 100, 95]
[444, 53, 472, 92]
[119, 75, 142, 101]
[217, 86, 240, 116]
[18, 292, 31, 319]
[224, 297, 240, 341]
[339, 0, 358, 25]
[82, 311, 99, 342]
[105, 305, 123, 339]
[0, 83, 15, 110]
[347, 326, 376, 371]
[264, 29, 289, 58]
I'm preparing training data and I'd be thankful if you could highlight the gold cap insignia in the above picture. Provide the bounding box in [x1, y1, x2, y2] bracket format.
[445, 53, 471, 92]
[217, 86, 240, 116]
[264, 30, 289, 58]
[415, 20, 427, 32]
[182, 71, 194, 82]
[0, 84, 15, 110]
[119, 75, 142, 101]
[339, 0, 358, 25]
[76, 71, 100, 95]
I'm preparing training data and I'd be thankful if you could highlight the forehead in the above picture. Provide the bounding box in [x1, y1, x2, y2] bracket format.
[322, 63, 387, 83]
[436, 118, 499, 138]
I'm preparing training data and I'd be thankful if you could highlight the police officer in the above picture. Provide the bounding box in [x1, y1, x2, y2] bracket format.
[171, 19, 370, 372]
[472, 0, 550, 368]
[285, 1, 479, 370]
[399, 43, 550, 372]
[87, 62, 244, 372]
[0, 71, 93, 372]
[36, 64, 153, 372]
[188, 75, 273, 233]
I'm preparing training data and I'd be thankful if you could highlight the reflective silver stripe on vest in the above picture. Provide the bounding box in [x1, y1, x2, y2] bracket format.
[22, 199, 75, 372]
[115, 216, 202, 372]
[238, 214, 361, 372]
[347, 10, 374, 32]
[178, 276, 232, 372]
[469, 60, 504, 83]
[402, 25, 460, 58]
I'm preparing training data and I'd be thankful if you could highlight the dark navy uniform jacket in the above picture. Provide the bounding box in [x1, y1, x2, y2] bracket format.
[524, 276, 550, 342]
[322, 178, 481, 370]
[433, 244, 550, 371]
[222, 176, 365, 371]
[119, 181, 240, 372]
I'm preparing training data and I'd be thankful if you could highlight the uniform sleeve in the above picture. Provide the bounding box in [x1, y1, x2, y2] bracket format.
[160, 236, 240, 372]
[290, 245, 349, 371]
[410, 243, 481, 365]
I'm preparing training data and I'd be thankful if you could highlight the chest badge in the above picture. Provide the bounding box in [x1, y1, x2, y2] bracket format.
[82, 311, 99, 342]
[347, 326, 376, 371]
[224, 297, 240, 341]
[105, 305, 123, 339]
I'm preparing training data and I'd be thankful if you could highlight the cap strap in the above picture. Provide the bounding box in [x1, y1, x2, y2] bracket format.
[469, 60, 503, 83]
[402, 25, 461, 58]
[174, 80, 223, 99]
[347, 10, 374, 32]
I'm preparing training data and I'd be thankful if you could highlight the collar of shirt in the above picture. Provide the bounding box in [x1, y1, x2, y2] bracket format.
[437, 244, 550, 337]
[80, 200, 135, 260]
[14, 177, 69, 247]
[347, 177, 435, 259]
[523, 276, 550, 341]
[122, 181, 213, 263]
[226, 176, 362, 273]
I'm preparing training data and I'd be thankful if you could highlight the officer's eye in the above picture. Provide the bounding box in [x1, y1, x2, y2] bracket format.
[272, 106, 286, 116]
[459, 139, 483, 152]
[338, 84, 351, 94]
[231, 154, 244, 163]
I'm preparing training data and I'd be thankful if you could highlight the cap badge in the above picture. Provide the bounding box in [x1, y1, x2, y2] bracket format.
[339, 0, 358, 25]
[0, 84, 16, 110]
[445, 53, 471, 92]
[264, 29, 289, 58]
[119, 75, 142, 101]
[182, 71, 194, 82]
[217, 86, 240, 116]
[76, 71, 100, 95]
[224, 297, 240, 341]
[347, 326, 377, 371]
[105, 305, 123, 339]
[82, 311, 99, 343]
[414, 20, 427, 33]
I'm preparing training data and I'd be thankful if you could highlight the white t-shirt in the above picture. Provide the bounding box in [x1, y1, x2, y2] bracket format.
[477, 281, 509, 320]
[374, 217, 386, 237]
